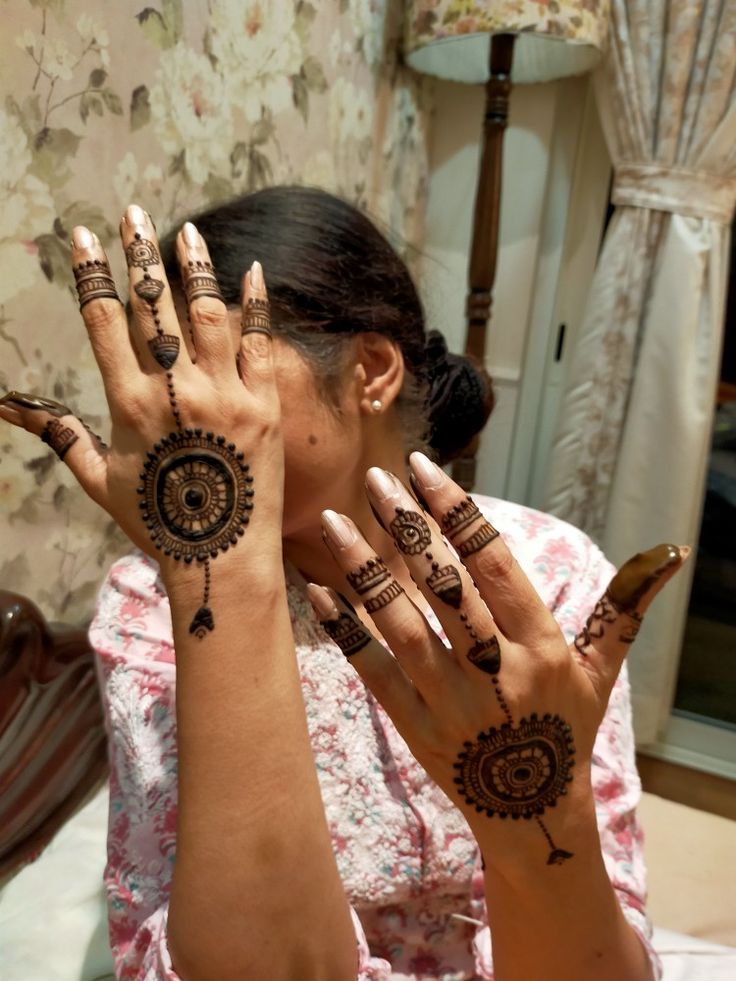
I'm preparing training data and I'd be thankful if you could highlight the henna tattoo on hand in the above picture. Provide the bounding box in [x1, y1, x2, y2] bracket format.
[126, 232, 178, 374]
[41, 418, 78, 460]
[125, 235, 161, 268]
[390, 507, 432, 555]
[608, 544, 682, 613]
[347, 557, 391, 595]
[425, 562, 463, 608]
[137, 429, 254, 637]
[364, 579, 404, 614]
[322, 611, 371, 658]
[241, 296, 272, 338]
[182, 259, 224, 304]
[453, 713, 575, 865]
[441, 497, 499, 559]
[73, 258, 120, 309]
[573, 591, 618, 656]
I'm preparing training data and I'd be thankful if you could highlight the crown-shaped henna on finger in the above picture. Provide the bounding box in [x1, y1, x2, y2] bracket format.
[425, 562, 463, 608]
[347, 556, 391, 595]
[322, 612, 371, 658]
[441, 497, 483, 538]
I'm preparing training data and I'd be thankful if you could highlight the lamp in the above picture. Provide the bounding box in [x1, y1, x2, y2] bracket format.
[404, 1, 610, 489]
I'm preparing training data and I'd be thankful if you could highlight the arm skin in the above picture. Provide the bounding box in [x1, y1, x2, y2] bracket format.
[164, 553, 356, 981]
[479, 777, 652, 981]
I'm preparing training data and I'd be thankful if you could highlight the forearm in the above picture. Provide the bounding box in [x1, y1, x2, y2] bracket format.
[479, 782, 653, 981]
[165, 557, 355, 981]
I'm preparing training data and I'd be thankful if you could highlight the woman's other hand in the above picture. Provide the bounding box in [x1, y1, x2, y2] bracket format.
[311, 452, 688, 868]
[0, 206, 283, 631]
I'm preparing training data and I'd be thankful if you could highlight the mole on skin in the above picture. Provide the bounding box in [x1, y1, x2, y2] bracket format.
[608, 544, 681, 612]
[308, 434, 318, 445]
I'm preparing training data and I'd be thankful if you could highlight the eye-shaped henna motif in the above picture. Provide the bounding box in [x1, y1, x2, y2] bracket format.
[73, 258, 120, 309]
[390, 507, 432, 555]
[454, 713, 576, 865]
[322, 611, 372, 658]
[41, 418, 78, 460]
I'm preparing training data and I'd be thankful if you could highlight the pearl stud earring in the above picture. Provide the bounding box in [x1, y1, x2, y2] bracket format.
[371, 399, 382, 413]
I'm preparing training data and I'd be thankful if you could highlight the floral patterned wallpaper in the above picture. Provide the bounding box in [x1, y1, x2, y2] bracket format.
[0, 0, 431, 622]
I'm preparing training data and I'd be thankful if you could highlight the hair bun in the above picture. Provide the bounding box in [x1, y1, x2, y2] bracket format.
[424, 330, 495, 465]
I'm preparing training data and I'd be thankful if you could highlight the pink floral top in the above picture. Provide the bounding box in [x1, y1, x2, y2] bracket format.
[90, 496, 660, 980]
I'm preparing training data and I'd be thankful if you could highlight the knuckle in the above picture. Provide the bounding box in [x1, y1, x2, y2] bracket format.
[240, 333, 273, 361]
[473, 542, 516, 582]
[82, 300, 121, 333]
[191, 299, 228, 331]
[387, 613, 428, 653]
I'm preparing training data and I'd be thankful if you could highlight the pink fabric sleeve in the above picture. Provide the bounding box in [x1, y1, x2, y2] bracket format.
[89, 553, 389, 980]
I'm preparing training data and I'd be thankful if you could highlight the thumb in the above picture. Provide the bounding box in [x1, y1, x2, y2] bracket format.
[0, 391, 108, 506]
[573, 543, 691, 694]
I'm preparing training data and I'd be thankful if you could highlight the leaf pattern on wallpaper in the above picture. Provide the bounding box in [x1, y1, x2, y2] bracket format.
[0, 0, 430, 622]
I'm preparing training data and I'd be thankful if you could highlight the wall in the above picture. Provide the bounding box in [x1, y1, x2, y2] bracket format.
[419, 73, 611, 505]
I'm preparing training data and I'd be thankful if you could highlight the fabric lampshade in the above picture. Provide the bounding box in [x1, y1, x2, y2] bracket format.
[404, 0, 610, 84]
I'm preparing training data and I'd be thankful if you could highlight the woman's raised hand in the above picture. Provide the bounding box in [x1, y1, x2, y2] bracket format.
[0, 205, 283, 635]
[310, 455, 687, 867]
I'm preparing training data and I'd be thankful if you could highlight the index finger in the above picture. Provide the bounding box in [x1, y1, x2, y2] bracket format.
[71, 225, 144, 408]
[408, 451, 556, 646]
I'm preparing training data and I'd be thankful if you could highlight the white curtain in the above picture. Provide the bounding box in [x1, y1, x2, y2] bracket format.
[543, 0, 736, 742]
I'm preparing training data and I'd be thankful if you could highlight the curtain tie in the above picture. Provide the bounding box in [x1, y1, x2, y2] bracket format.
[612, 163, 736, 224]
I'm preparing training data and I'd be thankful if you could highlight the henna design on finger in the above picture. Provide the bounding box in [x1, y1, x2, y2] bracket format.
[73, 258, 120, 309]
[182, 259, 224, 304]
[364, 579, 404, 614]
[619, 611, 643, 644]
[137, 429, 254, 637]
[390, 507, 432, 555]
[41, 418, 78, 460]
[241, 296, 272, 338]
[347, 557, 391, 595]
[441, 497, 500, 558]
[0, 392, 72, 416]
[459, 612, 509, 720]
[426, 562, 463, 608]
[322, 611, 371, 658]
[573, 592, 618, 656]
[125, 236, 161, 268]
[453, 713, 575, 865]
[608, 544, 682, 613]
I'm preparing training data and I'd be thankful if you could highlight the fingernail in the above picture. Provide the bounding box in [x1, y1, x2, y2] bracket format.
[72, 226, 94, 250]
[409, 451, 445, 490]
[182, 222, 200, 248]
[306, 583, 338, 620]
[321, 510, 356, 548]
[365, 467, 399, 503]
[0, 391, 72, 416]
[125, 204, 147, 227]
[678, 545, 692, 561]
[250, 260, 264, 290]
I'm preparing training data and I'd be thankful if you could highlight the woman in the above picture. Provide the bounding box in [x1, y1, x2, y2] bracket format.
[0, 187, 685, 980]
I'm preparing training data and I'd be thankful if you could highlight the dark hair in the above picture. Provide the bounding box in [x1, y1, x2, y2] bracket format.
[161, 186, 493, 463]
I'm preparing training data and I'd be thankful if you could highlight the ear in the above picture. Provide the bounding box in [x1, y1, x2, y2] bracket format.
[352, 333, 404, 415]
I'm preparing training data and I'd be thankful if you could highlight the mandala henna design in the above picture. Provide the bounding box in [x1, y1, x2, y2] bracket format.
[73, 258, 120, 308]
[40, 418, 78, 460]
[365, 579, 404, 614]
[241, 296, 272, 338]
[322, 611, 371, 658]
[137, 430, 254, 637]
[347, 557, 391, 595]
[182, 259, 223, 304]
[425, 562, 463, 608]
[390, 507, 432, 555]
[453, 713, 575, 864]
